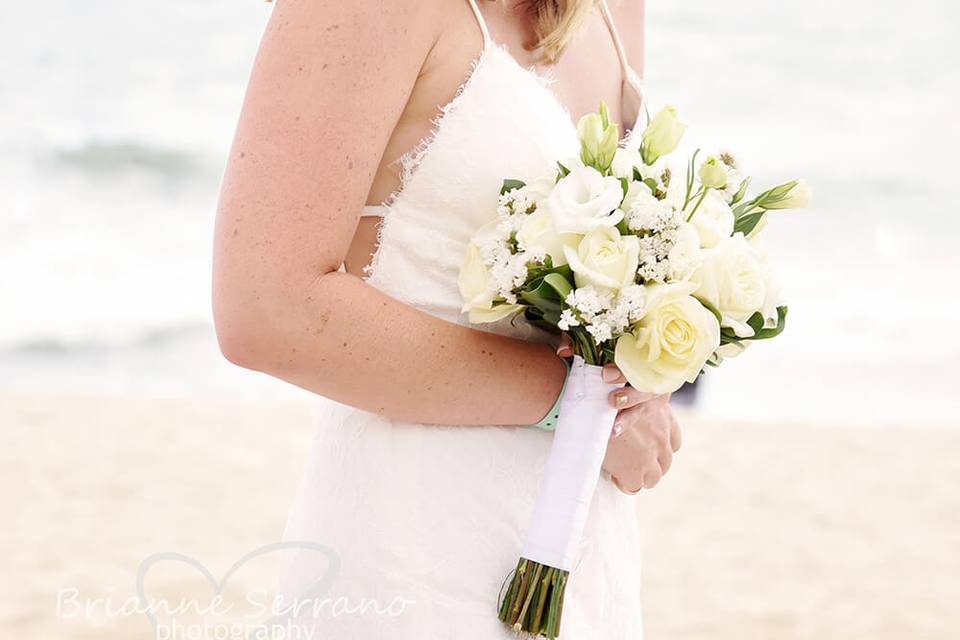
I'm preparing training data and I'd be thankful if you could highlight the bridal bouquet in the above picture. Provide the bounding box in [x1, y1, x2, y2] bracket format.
[458, 103, 810, 638]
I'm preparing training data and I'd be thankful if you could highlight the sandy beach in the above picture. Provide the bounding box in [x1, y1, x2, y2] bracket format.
[2, 390, 957, 639]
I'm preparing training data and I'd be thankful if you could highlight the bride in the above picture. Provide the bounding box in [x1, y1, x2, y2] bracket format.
[213, 0, 680, 636]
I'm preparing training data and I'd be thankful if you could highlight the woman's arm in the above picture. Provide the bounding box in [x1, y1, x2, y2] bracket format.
[212, 0, 566, 426]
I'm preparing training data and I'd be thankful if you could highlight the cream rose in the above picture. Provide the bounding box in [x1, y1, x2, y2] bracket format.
[515, 209, 580, 267]
[687, 190, 734, 248]
[614, 282, 721, 394]
[563, 226, 640, 291]
[457, 243, 523, 323]
[544, 164, 624, 234]
[691, 233, 782, 338]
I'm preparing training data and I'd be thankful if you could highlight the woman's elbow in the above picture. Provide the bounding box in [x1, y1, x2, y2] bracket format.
[211, 274, 276, 371]
[213, 303, 266, 371]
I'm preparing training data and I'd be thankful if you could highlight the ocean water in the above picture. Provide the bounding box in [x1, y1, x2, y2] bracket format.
[1, 1, 958, 424]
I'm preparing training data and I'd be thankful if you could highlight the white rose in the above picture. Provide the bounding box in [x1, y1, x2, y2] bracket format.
[691, 233, 781, 338]
[563, 226, 640, 291]
[614, 282, 721, 394]
[516, 209, 580, 267]
[544, 164, 624, 234]
[457, 242, 523, 323]
[666, 222, 702, 281]
[687, 189, 734, 248]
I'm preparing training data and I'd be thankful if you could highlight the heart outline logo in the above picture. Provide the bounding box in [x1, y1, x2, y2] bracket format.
[135, 541, 340, 639]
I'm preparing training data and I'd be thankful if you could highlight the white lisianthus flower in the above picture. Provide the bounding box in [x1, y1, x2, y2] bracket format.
[563, 226, 640, 291]
[516, 209, 580, 266]
[611, 146, 644, 180]
[666, 222, 702, 281]
[614, 282, 721, 394]
[687, 190, 735, 248]
[457, 243, 524, 323]
[691, 233, 782, 338]
[545, 165, 625, 233]
[521, 175, 557, 202]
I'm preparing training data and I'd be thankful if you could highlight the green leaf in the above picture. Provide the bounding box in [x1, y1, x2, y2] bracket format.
[556, 161, 570, 178]
[719, 333, 742, 346]
[542, 272, 573, 300]
[520, 272, 573, 312]
[619, 177, 630, 201]
[733, 210, 765, 236]
[752, 306, 788, 340]
[520, 288, 561, 312]
[746, 311, 765, 336]
[729, 177, 751, 206]
[500, 179, 526, 195]
[633, 167, 643, 182]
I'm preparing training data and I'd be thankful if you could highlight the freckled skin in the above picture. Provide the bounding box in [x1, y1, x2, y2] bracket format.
[211, 0, 675, 487]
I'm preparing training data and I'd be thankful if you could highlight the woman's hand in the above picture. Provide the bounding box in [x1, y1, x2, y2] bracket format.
[555, 339, 681, 494]
[601, 382, 680, 494]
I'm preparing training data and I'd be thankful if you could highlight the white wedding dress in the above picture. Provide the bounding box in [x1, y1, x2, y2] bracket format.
[279, 2, 647, 637]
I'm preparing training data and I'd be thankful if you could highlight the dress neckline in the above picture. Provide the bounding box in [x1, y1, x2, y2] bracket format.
[362, 0, 646, 215]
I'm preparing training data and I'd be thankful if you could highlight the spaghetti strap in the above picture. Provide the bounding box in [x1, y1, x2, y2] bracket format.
[359, 204, 388, 218]
[598, 0, 632, 80]
[598, 0, 646, 127]
[465, 0, 492, 49]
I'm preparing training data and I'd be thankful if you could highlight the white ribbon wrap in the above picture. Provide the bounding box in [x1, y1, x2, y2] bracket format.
[520, 355, 625, 571]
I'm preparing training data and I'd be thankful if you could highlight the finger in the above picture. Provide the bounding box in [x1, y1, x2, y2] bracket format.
[611, 474, 642, 495]
[642, 467, 662, 489]
[556, 334, 574, 358]
[669, 411, 682, 452]
[658, 438, 674, 475]
[602, 364, 627, 384]
[610, 387, 658, 410]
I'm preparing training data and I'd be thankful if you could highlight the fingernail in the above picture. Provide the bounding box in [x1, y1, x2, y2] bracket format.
[614, 392, 629, 408]
[612, 422, 623, 438]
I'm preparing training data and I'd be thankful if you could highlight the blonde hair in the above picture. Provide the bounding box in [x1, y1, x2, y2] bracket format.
[511, 0, 597, 63]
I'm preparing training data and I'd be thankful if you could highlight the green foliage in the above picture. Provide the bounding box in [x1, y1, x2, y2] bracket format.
[500, 179, 526, 195]
[729, 177, 751, 206]
[733, 210, 766, 236]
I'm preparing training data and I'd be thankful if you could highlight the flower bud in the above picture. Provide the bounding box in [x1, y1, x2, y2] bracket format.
[764, 179, 812, 209]
[699, 156, 728, 189]
[577, 102, 620, 172]
[640, 106, 686, 164]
